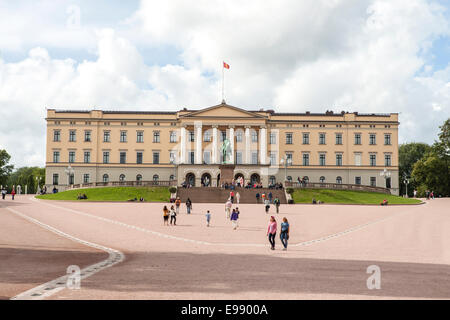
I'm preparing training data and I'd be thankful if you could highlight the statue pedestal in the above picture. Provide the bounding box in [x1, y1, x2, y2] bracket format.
[219, 164, 235, 185]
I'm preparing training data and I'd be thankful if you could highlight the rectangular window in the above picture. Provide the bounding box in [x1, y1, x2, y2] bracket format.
[83, 174, 90, 184]
[370, 154, 377, 166]
[169, 152, 176, 163]
[369, 134, 376, 145]
[336, 154, 343, 166]
[335, 133, 343, 145]
[267, 132, 275, 145]
[285, 133, 293, 144]
[303, 133, 309, 144]
[204, 131, 212, 142]
[189, 131, 195, 142]
[319, 133, 326, 145]
[137, 152, 143, 164]
[52, 174, 59, 185]
[153, 131, 160, 143]
[120, 152, 126, 164]
[251, 151, 258, 164]
[286, 153, 293, 165]
[319, 153, 326, 166]
[137, 131, 144, 143]
[384, 134, 391, 145]
[354, 133, 361, 145]
[221, 131, 227, 142]
[53, 130, 60, 142]
[204, 151, 211, 164]
[355, 176, 361, 185]
[170, 131, 177, 143]
[189, 151, 194, 164]
[251, 131, 258, 143]
[103, 131, 110, 142]
[385, 154, 391, 166]
[120, 131, 127, 142]
[84, 151, 90, 163]
[69, 130, 76, 142]
[103, 151, 109, 164]
[370, 177, 376, 187]
[269, 152, 276, 165]
[84, 131, 91, 142]
[68, 151, 75, 163]
[153, 152, 160, 164]
[53, 151, 60, 163]
[235, 151, 243, 164]
[236, 131, 242, 143]
[355, 153, 362, 166]
[302, 153, 309, 166]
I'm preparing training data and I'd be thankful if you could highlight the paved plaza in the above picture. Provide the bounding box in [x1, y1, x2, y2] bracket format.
[1, 196, 449, 299]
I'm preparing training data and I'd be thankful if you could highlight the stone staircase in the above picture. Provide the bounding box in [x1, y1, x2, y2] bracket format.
[176, 187, 287, 204]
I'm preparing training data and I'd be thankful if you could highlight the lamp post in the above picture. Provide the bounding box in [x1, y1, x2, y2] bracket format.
[380, 168, 391, 189]
[280, 154, 291, 183]
[403, 176, 409, 198]
[65, 165, 75, 189]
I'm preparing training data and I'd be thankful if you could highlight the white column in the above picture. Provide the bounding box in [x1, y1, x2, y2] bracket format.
[259, 126, 267, 165]
[212, 125, 218, 164]
[180, 126, 186, 164]
[245, 126, 251, 164]
[229, 126, 235, 164]
[195, 122, 202, 164]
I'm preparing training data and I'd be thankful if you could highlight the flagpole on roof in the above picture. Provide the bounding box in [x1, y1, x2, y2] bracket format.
[222, 62, 225, 104]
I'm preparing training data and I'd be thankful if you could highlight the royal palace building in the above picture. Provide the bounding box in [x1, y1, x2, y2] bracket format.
[45, 102, 399, 194]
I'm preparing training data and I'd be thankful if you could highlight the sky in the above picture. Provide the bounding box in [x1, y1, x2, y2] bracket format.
[0, 0, 449, 168]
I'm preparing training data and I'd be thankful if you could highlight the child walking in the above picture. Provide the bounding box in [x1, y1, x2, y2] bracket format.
[205, 210, 211, 227]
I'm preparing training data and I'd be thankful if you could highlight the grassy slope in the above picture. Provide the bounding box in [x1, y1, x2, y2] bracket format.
[291, 188, 422, 204]
[36, 187, 170, 202]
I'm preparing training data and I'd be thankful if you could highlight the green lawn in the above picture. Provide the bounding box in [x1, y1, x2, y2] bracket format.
[36, 187, 171, 202]
[291, 188, 422, 205]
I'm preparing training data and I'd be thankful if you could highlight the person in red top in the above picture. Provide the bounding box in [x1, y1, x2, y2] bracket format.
[267, 216, 277, 250]
[230, 191, 234, 203]
[11, 188, 16, 200]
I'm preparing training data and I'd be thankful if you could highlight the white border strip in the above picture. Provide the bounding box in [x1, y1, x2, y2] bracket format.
[6, 206, 125, 300]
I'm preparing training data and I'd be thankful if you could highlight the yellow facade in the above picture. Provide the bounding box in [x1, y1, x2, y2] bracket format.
[45, 103, 399, 194]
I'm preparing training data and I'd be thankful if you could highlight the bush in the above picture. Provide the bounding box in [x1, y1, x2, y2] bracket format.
[285, 187, 294, 195]
[169, 186, 177, 194]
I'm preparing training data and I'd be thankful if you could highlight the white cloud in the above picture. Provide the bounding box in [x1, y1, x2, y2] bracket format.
[0, 0, 449, 168]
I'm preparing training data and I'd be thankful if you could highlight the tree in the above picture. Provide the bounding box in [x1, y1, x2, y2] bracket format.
[398, 143, 431, 196]
[7, 166, 45, 194]
[411, 118, 450, 197]
[0, 149, 14, 188]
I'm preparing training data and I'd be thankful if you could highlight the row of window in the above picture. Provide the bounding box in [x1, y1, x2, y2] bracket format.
[52, 173, 170, 185]
[53, 129, 392, 146]
[276, 175, 382, 186]
[53, 150, 392, 167]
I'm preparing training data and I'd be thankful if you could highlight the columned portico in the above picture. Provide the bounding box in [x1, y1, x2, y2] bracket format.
[229, 125, 235, 164]
[212, 125, 218, 164]
[180, 125, 187, 164]
[245, 126, 251, 164]
[259, 126, 267, 165]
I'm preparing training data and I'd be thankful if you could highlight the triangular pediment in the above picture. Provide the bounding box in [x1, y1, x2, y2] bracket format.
[180, 103, 267, 119]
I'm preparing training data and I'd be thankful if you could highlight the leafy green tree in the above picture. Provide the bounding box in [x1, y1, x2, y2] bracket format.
[411, 118, 450, 197]
[7, 166, 45, 194]
[398, 143, 431, 196]
[0, 149, 14, 188]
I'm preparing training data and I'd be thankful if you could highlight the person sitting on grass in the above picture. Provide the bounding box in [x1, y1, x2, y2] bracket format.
[381, 199, 388, 206]
[312, 198, 317, 204]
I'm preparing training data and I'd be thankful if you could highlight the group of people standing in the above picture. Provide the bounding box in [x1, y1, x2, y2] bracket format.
[1, 188, 15, 200]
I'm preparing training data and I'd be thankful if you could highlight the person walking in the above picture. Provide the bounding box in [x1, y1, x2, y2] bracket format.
[170, 205, 177, 225]
[175, 197, 181, 214]
[267, 216, 277, 250]
[230, 190, 235, 203]
[230, 208, 239, 230]
[205, 210, 211, 227]
[11, 188, 16, 200]
[235, 191, 240, 204]
[280, 217, 290, 251]
[264, 198, 270, 214]
[256, 192, 260, 203]
[163, 205, 170, 226]
[273, 197, 280, 214]
[186, 198, 192, 214]
[1, 188, 6, 200]
[268, 191, 273, 203]
[225, 199, 232, 219]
